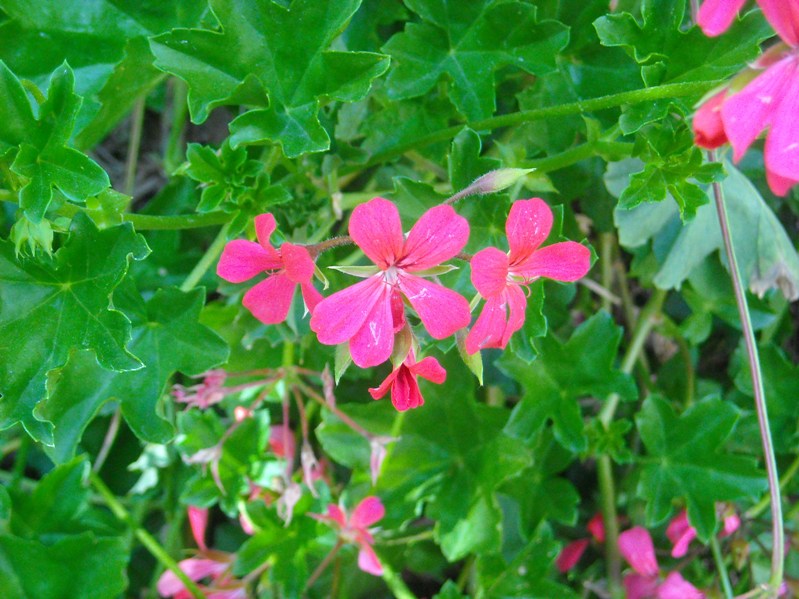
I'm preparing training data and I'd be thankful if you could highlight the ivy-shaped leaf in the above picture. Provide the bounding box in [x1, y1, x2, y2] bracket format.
[502, 312, 636, 452]
[383, 0, 569, 120]
[0, 62, 109, 222]
[39, 285, 229, 461]
[635, 395, 766, 540]
[149, 0, 390, 157]
[0, 213, 149, 443]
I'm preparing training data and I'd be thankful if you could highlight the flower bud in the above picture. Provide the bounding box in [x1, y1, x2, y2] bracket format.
[10, 216, 54, 256]
[448, 168, 535, 203]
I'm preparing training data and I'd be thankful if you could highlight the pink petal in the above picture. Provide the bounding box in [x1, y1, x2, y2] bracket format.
[254, 213, 278, 251]
[556, 538, 590, 573]
[308, 504, 347, 528]
[348, 282, 394, 368]
[465, 294, 509, 354]
[409, 356, 447, 384]
[217, 240, 281, 283]
[390, 364, 425, 411]
[399, 204, 469, 271]
[269, 425, 296, 461]
[239, 513, 255, 535]
[666, 511, 697, 558]
[697, 0, 746, 36]
[587, 513, 606, 543]
[157, 559, 227, 596]
[758, 0, 799, 47]
[619, 527, 659, 577]
[369, 367, 401, 400]
[506, 199, 553, 265]
[242, 274, 296, 324]
[471, 247, 510, 297]
[624, 574, 660, 599]
[397, 273, 471, 339]
[300, 282, 324, 314]
[722, 57, 794, 162]
[514, 241, 591, 282]
[207, 589, 248, 599]
[349, 197, 404, 269]
[657, 572, 705, 599]
[766, 166, 799, 196]
[281, 243, 315, 283]
[722, 513, 741, 536]
[764, 56, 799, 188]
[501, 284, 527, 348]
[350, 496, 385, 529]
[693, 90, 729, 149]
[187, 507, 208, 551]
[357, 542, 384, 576]
[311, 276, 386, 345]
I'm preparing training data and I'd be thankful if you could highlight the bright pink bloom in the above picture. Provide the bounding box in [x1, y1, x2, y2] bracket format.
[188, 507, 209, 552]
[556, 538, 590, 573]
[665, 508, 740, 558]
[310, 496, 385, 576]
[466, 199, 590, 354]
[217, 213, 323, 324]
[368, 351, 446, 411]
[697, 0, 747, 36]
[619, 527, 659, 578]
[587, 512, 606, 543]
[657, 572, 706, 599]
[311, 198, 471, 367]
[694, 0, 799, 196]
[693, 90, 729, 149]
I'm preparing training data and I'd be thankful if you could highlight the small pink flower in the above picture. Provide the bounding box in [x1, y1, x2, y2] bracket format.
[217, 213, 323, 324]
[310, 496, 386, 576]
[466, 199, 590, 354]
[268, 425, 296, 462]
[368, 351, 446, 411]
[587, 512, 606, 543]
[310, 198, 471, 368]
[665, 508, 740, 558]
[556, 538, 590, 573]
[188, 506, 209, 552]
[173, 370, 227, 409]
[693, 90, 729, 149]
[694, 0, 799, 196]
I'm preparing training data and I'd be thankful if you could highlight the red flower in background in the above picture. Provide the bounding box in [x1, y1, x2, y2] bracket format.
[369, 350, 446, 411]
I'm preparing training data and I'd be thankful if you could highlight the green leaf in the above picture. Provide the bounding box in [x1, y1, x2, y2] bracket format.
[635, 395, 766, 539]
[39, 286, 229, 460]
[150, 0, 390, 157]
[0, 62, 109, 221]
[383, 0, 569, 120]
[0, 213, 149, 443]
[0, 0, 207, 147]
[502, 312, 636, 451]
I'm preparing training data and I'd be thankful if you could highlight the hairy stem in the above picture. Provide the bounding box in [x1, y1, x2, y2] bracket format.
[709, 155, 783, 594]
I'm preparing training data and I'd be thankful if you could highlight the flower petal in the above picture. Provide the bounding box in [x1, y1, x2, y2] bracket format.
[758, 0, 799, 47]
[506, 199, 553, 264]
[766, 166, 799, 196]
[281, 243, 315, 283]
[693, 90, 729, 149]
[391, 365, 425, 411]
[349, 282, 394, 368]
[697, 0, 746, 37]
[242, 274, 296, 324]
[764, 56, 799, 191]
[399, 204, 469, 271]
[369, 367, 401, 400]
[349, 197, 404, 269]
[465, 294, 508, 354]
[357, 542, 384, 576]
[410, 356, 447, 384]
[623, 574, 660, 599]
[397, 273, 471, 339]
[350, 496, 385, 529]
[300, 282, 324, 314]
[722, 57, 793, 162]
[157, 558, 227, 596]
[254, 213, 278, 251]
[188, 506, 209, 551]
[311, 276, 385, 345]
[587, 512, 606, 543]
[501, 284, 527, 348]
[471, 247, 510, 297]
[514, 241, 591, 282]
[657, 572, 705, 599]
[618, 527, 659, 577]
[217, 240, 281, 283]
[556, 538, 590, 573]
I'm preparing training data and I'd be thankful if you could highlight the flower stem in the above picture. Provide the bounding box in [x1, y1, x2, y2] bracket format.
[180, 223, 230, 292]
[711, 536, 735, 599]
[709, 154, 783, 595]
[89, 472, 207, 599]
[124, 95, 146, 198]
[746, 453, 799, 519]
[305, 540, 343, 590]
[379, 554, 417, 599]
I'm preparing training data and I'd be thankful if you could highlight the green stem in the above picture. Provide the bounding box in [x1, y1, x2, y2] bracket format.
[379, 554, 416, 599]
[180, 223, 230, 292]
[356, 81, 719, 169]
[711, 536, 734, 599]
[599, 232, 615, 313]
[746, 452, 799, 520]
[709, 157, 783, 594]
[165, 79, 189, 174]
[54, 201, 231, 230]
[124, 96, 146, 198]
[89, 472, 207, 599]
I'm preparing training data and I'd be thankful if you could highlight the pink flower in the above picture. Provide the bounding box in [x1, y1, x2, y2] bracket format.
[693, 90, 729, 149]
[268, 424, 296, 462]
[697, 0, 747, 37]
[217, 213, 323, 324]
[368, 351, 446, 411]
[310, 496, 386, 576]
[173, 370, 227, 409]
[310, 198, 471, 367]
[188, 506, 209, 552]
[694, 0, 799, 195]
[555, 513, 606, 573]
[666, 508, 740, 558]
[619, 527, 705, 599]
[466, 199, 590, 354]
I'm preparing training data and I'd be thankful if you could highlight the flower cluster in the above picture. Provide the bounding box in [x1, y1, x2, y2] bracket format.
[693, 0, 799, 195]
[217, 196, 590, 411]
